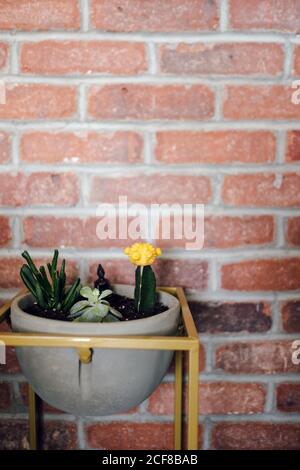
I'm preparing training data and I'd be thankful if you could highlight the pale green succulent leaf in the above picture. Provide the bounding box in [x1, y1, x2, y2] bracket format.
[99, 289, 112, 300]
[96, 303, 110, 317]
[109, 306, 123, 319]
[70, 300, 90, 316]
[73, 304, 110, 322]
[103, 313, 120, 323]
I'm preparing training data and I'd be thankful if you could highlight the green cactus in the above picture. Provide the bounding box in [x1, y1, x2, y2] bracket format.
[134, 265, 156, 314]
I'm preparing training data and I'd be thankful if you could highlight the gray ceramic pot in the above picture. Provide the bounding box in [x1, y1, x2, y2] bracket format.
[11, 284, 180, 417]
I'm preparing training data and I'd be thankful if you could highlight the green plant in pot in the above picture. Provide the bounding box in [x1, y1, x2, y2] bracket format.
[10, 244, 180, 416]
[20, 249, 81, 316]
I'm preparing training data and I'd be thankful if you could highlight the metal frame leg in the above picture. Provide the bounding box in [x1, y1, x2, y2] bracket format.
[28, 384, 37, 450]
[187, 345, 199, 450]
[174, 350, 183, 450]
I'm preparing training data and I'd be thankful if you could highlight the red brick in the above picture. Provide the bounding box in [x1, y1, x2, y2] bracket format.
[0, 257, 79, 288]
[229, 0, 300, 33]
[281, 301, 300, 333]
[286, 131, 300, 161]
[287, 217, 300, 246]
[0, 0, 80, 31]
[201, 382, 266, 415]
[0, 420, 29, 450]
[159, 43, 283, 76]
[158, 215, 274, 250]
[294, 45, 300, 75]
[0, 383, 11, 410]
[0, 172, 79, 207]
[223, 86, 300, 120]
[0, 216, 11, 247]
[213, 422, 300, 450]
[20, 131, 143, 164]
[148, 381, 266, 415]
[90, 174, 212, 205]
[205, 215, 274, 248]
[0, 132, 11, 163]
[155, 131, 276, 164]
[91, 0, 219, 32]
[190, 301, 272, 333]
[23, 216, 143, 248]
[0, 84, 76, 120]
[86, 422, 173, 450]
[158, 258, 207, 291]
[21, 41, 147, 75]
[89, 258, 208, 290]
[277, 383, 300, 412]
[88, 84, 214, 120]
[43, 421, 78, 450]
[215, 341, 300, 374]
[221, 258, 300, 291]
[0, 42, 8, 71]
[0, 419, 77, 450]
[222, 173, 300, 207]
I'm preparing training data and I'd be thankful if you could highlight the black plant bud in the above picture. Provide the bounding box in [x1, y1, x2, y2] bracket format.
[94, 264, 111, 292]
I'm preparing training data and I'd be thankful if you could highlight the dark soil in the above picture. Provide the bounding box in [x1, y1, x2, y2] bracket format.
[108, 292, 168, 321]
[25, 304, 73, 321]
[24, 291, 168, 322]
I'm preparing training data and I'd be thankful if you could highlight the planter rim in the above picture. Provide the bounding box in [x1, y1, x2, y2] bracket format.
[11, 284, 180, 335]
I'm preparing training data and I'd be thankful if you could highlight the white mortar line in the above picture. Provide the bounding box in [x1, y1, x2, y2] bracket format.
[78, 83, 86, 121]
[0, 32, 291, 42]
[205, 332, 300, 342]
[12, 216, 21, 249]
[1, 75, 292, 84]
[214, 85, 223, 121]
[276, 214, 285, 248]
[1, 121, 300, 130]
[143, 132, 153, 164]
[1, 162, 300, 174]
[0, 206, 300, 216]
[10, 41, 19, 75]
[80, 0, 90, 32]
[219, 0, 229, 33]
[276, 130, 287, 164]
[284, 38, 294, 79]
[11, 131, 19, 166]
[203, 418, 212, 450]
[148, 42, 156, 75]
[77, 417, 86, 449]
[0, 247, 300, 260]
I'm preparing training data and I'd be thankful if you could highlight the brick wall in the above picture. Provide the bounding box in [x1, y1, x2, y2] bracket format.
[0, 0, 300, 450]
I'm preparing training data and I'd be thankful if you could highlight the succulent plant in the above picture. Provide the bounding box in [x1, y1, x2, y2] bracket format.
[69, 286, 123, 323]
[124, 243, 161, 314]
[20, 250, 81, 314]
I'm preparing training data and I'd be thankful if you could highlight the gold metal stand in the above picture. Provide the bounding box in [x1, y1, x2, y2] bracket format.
[0, 287, 199, 450]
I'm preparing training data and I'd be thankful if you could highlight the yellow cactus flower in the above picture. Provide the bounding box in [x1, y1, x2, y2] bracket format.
[124, 243, 162, 266]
